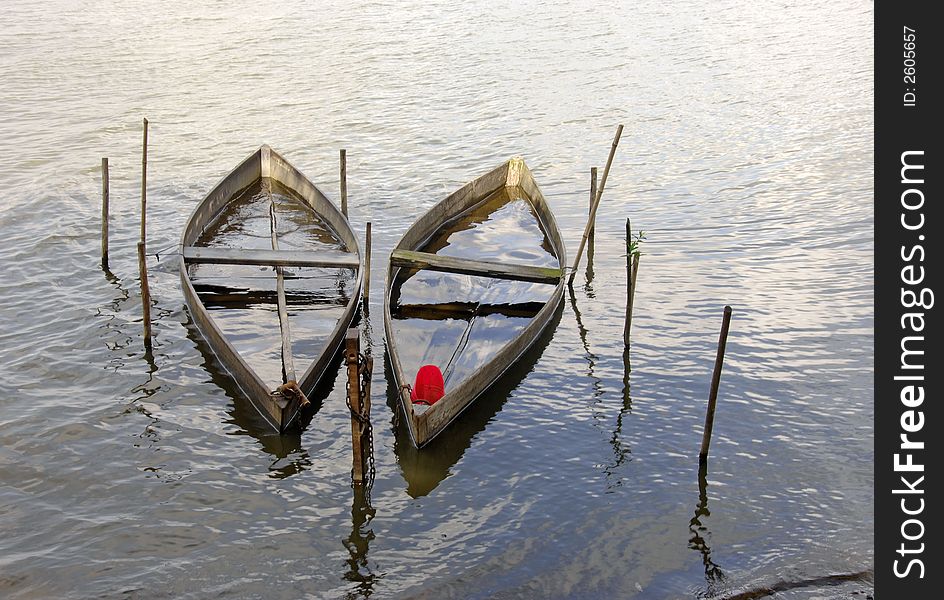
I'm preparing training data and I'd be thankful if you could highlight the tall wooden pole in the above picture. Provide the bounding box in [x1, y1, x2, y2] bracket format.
[629, 255, 640, 339]
[364, 222, 372, 309]
[138, 118, 152, 349]
[569, 124, 623, 283]
[138, 241, 153, 350]
[101, 157, 109, 269]
[346, 329, 365, 483]
[140, 118, 148, 246]
[623, 218, 640, 347]
[699, 306, 733, 463]
[588, 167, 598, 244]
[340, 149, 348, 218]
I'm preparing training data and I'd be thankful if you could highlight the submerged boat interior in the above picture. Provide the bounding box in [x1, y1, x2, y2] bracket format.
[389, 184, 562, 417]
[180, 146, 362, 433]
[187, 180, 357, 391]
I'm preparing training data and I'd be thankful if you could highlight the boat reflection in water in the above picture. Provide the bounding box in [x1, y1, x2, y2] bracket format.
[182, 310, 347, 477]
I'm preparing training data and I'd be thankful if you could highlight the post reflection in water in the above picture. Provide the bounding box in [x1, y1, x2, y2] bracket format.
[567, 284, 605, 409]
[609, 346, 633, 472]
[343, 475, 377, 598]
[568, 280, 633, 486]
[690, 462, 726, 595]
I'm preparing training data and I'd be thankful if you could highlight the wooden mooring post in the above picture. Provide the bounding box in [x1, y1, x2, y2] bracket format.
[569, 124, 623, 284]
[340, 149, 348, 218]
[140, 118, 148, 246]
[345, 329, 373, 484]
[364, 222, 372, 309]
[623, 218, 639, 347]
[138, 118, 152, 349]
[137, 241, 153, 349]
[101, 157, 109, 269]
[588, 167, 598, 245]
[699, 306, 733, 463]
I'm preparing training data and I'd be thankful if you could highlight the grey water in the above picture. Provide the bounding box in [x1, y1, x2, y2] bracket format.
[0, 1, 872, 598]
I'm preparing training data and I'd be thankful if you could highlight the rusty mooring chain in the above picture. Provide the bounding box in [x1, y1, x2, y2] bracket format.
[345, 350, 376, 487]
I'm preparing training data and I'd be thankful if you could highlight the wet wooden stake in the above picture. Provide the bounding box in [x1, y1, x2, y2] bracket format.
[140, 118, 148, 246]
[569, 124, 623, 284]
[588, 167, 598, 245]
[137, 241, 153, 349]
[138, 118, 153, 349]
[340, 149, 348, 218]
[346, 329, 365, 483]
[364, 222, 372, 309]
[623, 219, 639, 347]
[699, 306, 733, 463]
[101, 157, 109, 269]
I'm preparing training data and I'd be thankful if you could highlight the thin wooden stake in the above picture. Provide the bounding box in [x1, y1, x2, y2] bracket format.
[588, 167, 598, 244]
[346, 329, 365, 483]
[364, 222, 372, 309]
[140, 118, 148, 246]
[340, 149, 348, 218]
[629, 255, 640, 339]
[101, 157, 109, 269]
[699, 306, 733, 463]
[623, 219, 639, 347]
[623, 218, 631, 346]
[569, 124, 623, 283]
[137, 241, 153, 349]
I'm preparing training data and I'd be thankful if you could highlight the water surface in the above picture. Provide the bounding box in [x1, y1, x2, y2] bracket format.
[0, 1, 872, 598]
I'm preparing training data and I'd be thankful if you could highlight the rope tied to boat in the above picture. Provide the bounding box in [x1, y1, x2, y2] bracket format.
[275, 380, 310, 408]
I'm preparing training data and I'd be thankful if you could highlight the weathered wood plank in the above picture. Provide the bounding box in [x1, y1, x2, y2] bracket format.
[394, 301, 544, 320]
[269, 200, 296, 383]
[390, 249, 561, 284]
[195, 290, 347, 307]
[183, 246, 358, 268]
[276, 267, 295, 381]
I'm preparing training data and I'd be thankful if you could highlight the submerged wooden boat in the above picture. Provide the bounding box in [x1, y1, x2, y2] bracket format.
[180, 145, 362, 433]
[384, 157, 566, 447]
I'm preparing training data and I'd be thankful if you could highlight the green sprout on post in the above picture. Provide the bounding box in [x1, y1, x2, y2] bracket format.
[627, 230, 646, 260]
[623, 227, 644, 348]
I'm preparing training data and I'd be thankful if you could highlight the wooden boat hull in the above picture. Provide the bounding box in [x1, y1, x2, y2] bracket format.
[180, 145, 362, 433]
[384, 158, 566, 447]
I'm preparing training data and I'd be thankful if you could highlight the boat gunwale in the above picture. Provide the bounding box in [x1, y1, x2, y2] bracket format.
[383, 157, 567, 448]
[179, 145, 362, 433]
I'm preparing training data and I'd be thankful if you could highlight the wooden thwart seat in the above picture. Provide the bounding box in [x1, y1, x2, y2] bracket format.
[394, 301, 545, 320]
[183, 246, 359, 268]
[390, 249, 561, 284]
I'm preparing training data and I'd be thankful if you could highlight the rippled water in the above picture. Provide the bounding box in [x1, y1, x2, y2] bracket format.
[1, 1, 873, 598]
